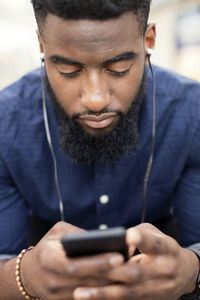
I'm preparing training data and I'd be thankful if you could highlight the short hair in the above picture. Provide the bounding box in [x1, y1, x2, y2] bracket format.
[31, 0, 151, 36]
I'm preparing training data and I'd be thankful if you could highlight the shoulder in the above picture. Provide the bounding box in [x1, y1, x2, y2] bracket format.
[146, 65, 200, 124]
[147, 66, 200, 124]
[154, 66, 200, 155]
[152, 65, 200, 102]
[144, 66, 200, 156]
[0, 69, 43, 147]
[0, 68, 42, 115]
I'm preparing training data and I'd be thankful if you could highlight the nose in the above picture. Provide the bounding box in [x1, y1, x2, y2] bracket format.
[81, 71, 111, 112]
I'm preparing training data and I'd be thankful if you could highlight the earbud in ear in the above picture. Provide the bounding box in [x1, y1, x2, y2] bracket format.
[40, 53, 45, 62]
[147, 48, 153, 56]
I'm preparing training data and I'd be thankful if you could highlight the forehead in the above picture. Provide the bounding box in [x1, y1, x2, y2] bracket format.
[42, 13, 143, 61]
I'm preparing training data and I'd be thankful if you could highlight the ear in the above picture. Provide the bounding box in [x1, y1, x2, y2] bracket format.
[144, 23, 156, 64]
[36, 29, 44, 54]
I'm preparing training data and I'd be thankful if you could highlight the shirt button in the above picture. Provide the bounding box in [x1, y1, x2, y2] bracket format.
[99, 195, 109, 204]
[99, 224, 108, 230]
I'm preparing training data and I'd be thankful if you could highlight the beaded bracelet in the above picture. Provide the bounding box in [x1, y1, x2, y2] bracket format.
[16, 246, 40, 300]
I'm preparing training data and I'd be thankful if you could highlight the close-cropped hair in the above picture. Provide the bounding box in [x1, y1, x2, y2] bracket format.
[31, 0, 151, 36]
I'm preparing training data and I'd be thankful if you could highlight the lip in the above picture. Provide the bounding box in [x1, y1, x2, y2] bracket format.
[78, 113, 118, 129]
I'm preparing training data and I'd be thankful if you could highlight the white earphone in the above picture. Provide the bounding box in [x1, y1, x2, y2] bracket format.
[147, 48, 153, 56]
[40, 53, 45, 62]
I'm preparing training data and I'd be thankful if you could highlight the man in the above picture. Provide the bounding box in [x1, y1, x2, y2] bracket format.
[0, 0, 200, 299]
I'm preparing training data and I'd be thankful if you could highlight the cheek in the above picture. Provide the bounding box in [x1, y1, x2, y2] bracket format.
[111, 71, 144, 113]
[110, 56, 145, 112]
[46, 65, 81, 116]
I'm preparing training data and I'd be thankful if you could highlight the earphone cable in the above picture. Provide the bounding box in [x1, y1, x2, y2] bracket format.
[40, 63, 65, 222]
[141, 56, 156, 223]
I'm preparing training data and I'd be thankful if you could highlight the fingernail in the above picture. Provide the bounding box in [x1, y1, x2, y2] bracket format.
[109, 255, 124, 266]
[74, 289, 92, 300]
[126, 228, 141, 244]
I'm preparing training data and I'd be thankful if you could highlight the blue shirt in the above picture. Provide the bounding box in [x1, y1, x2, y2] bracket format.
[0, 66, 200, 255]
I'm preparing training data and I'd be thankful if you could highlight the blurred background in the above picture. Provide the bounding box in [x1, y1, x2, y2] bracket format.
[0, 0, 200, 90]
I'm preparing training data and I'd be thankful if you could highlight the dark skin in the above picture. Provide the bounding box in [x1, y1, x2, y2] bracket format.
[0, 12, 199, 300]
[39, 13, 151, 135]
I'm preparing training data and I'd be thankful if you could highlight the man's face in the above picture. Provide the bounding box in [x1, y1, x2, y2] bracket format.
[39, 13, 155, 164]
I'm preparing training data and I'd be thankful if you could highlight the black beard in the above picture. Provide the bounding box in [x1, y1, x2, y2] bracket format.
[44, 70, 146, 165]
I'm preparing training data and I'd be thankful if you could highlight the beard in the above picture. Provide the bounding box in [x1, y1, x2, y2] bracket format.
[44, 69, 146, 165]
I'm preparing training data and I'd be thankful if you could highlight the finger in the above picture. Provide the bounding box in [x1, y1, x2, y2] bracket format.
[40, 283, 75, 300]
[129, 245, 136, 258]
[40, 275, 110, 299]
[73, 279, 178, 300]
[65, 253, 124, 277]
[48, 221, 85, 238]
[74, 285, 135, 300]
[36, 221, 86, 272]
[126, 223, 179, 256]
[40, 245, 124, 277]
[105, 256, 178, 284]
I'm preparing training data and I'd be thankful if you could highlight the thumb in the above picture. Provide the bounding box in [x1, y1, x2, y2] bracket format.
[126, 223, 175, 255]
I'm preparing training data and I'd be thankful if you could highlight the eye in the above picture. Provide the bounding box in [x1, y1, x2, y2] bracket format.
[60, 70, 82, 78]
[107, 69, 130, 77]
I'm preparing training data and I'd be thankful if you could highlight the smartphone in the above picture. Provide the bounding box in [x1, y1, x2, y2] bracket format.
[61, 227, 128, 260]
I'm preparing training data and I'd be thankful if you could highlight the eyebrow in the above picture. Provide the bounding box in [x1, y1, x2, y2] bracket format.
[49, 55, 83, 67]
[103, 51, 137, 65]
[49, 51, 137, 67]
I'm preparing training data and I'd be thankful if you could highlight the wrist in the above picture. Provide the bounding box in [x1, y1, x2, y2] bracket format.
[180, 248, 200, 299]
[183, 249, 199, 294]
[18, 247, 40, 300]
[0, 258, 25, 299]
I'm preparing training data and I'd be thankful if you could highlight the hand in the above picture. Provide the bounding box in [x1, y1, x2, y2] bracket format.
[21, 222, 124, 300]
[73, 223, 199, 300]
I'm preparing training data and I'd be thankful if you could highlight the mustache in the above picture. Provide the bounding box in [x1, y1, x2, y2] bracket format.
[72, 109, 123, 120]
